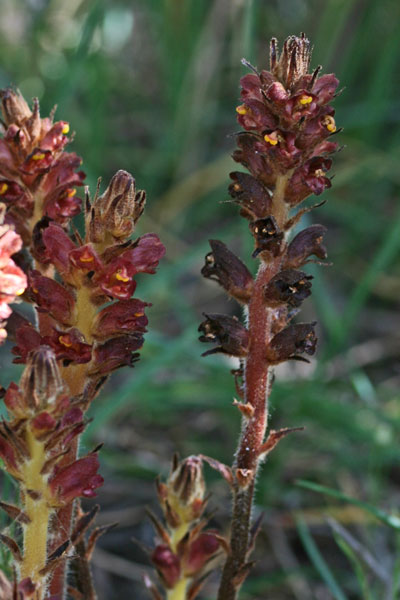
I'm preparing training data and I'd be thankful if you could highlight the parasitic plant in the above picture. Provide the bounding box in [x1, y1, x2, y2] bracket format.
[0, 89, 165, 598]
[196, 33, 341, 599]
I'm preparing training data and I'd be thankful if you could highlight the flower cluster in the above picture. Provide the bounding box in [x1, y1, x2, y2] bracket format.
[198, 34, 340, 599]
[0, 347, 103, 593]
[200, 33, 339, 366]
[0, 203, 26, 342]
[0, 89, 84, 245]
[0, 89, 165, 597]
[8, 166, 165, 392]
[146, 456, 223, 600]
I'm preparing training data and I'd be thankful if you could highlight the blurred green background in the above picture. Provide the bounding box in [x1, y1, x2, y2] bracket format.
[1, 0, 400, 598]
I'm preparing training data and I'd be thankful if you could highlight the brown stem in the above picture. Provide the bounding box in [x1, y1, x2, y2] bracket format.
[217, 175, 289, 600]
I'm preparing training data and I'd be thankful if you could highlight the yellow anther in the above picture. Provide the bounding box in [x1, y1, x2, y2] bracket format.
[233, 183, 241, 192]
[59, 336, 72, 347]
[299, 95, 313, 105]
[134, 312, 144, 317]
[0, 183, 8, 195]
[62, 123, 70, 134]
[32, 152, 45, 161]
[67, 188, 76, 197]
[323, 116, 336, 132]
[264, 134, 278, 146]
[115, 270, 130, 282]
[314, 168, 325, 177]
[32, 287, 39, 294]
[236, 104, 248, 115]
[16, 288, 25, 296]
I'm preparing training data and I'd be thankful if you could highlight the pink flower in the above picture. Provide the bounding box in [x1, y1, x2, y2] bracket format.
[0, 225, 27, 343]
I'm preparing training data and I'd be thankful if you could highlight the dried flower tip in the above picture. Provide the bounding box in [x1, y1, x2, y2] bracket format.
[263, 269, 313, 308]
[271, 33, 311, 89]
[19, 346, 64, 411]
[267, 322, 317, 363]
[0, 88, 32, 127]
[199, 313, 249, 357]
[201, 240, 253, 303]
[87, 170, 145, 243]
[249, 216, 283, 258]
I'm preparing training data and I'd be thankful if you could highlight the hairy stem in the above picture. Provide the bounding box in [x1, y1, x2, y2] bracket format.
[20, 428, 52, 598]
[217, 175, 289, 600]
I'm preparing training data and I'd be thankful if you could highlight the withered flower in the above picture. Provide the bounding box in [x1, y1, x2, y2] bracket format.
[264, 269, 313, 308]
[267, 322, 317, 363]
[86, 169, 146, 244]
[201, 240, 253, 303]
[228, 171, 272, 220]
[198, 313, 249, 357]
[284, 224, 328, 269]
[249, 216, 283, 258]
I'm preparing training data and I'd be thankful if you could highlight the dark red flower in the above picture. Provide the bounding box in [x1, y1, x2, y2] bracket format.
[42, 223, 76, 275]
[45, 328, 92, 365]
[92, 299, 149, 340]
[29, 270, 76, 325]
[184, 533, 220, 576]
[89, 335, 144, 375]
[48, 454, 103, 504]
[152, 545, 181, 589]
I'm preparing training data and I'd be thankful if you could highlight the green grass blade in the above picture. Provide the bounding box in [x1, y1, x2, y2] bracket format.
[296, 516, 348, 600]
[297, 479, 400, 530]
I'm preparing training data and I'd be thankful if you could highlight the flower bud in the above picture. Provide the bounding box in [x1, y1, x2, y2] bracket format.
[151, 545, 181, 589]
[163, 455, 206, 527]
[183, 532, 220, 576]
[201, 240, 253, 303]
[19, 346, 64, 411]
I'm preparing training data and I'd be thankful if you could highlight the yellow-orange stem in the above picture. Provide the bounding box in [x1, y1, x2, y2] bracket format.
[20, 428, 53, 598]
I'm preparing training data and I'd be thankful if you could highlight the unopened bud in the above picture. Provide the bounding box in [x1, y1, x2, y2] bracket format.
[0, 88, 32, 127]
[87, 170, 145, 243]
[164, 455, 205, 526]
[19, 346, 64, 411]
